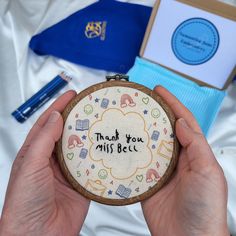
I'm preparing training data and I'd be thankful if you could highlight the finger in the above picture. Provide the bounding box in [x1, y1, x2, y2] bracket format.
[35, 90, 76, 128]
[16, 90, 76, 159]
[154, 86, 202, 134]
[176, 118, 216, 170]
[24, 111, 63, 162]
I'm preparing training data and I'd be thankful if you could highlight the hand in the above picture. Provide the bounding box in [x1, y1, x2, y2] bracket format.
[0, 91, 90, 236]
[142, 87, 229, 236]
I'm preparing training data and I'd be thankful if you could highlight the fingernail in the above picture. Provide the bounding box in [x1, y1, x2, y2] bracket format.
[154, 85, 163, 91]
[48, 111, 60, 123]
[178, 118, 189, 129]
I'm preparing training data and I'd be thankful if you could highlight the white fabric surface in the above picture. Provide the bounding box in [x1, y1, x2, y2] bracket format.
[0, 0, 235, 235]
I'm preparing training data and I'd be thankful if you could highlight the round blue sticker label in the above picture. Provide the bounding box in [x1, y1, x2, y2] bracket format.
[171, 18, 219, 65]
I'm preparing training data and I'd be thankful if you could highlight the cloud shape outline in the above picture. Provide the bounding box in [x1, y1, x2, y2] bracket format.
[88, 108, 152, 180]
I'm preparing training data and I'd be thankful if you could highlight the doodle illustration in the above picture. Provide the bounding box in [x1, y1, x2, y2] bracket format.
[66, 152, 74, 160]
[68, 135, 84, 149]
[135, 187, 140, 192]
[128, 180, 134, 187]
[79, 148, 88, 159]
[116, 184, 132, 198]
[101, 98, 109, 109]
[120, 94, 136, 108]
[76, 119, 89, 131]
[164, 128, 167, 134]
[151, 130, 160, 141]
[146, 169, 160, 183]
[77, 161, 82, 168]
[151, 108, 160, 118]
[85, 179, 107, 196]
[136, 174, 143, 182]
[86, 169, 90, 176]
[163, 117, 167, 123]
[157, 140, 174, 160]
[84, 104, 93, 115]
[142, 97, 149, 105]
[98, 169, 108, 179]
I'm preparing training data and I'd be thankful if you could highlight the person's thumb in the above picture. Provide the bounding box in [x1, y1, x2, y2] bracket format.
[24, 111, 63, 163]
[176, 118, 217, 170]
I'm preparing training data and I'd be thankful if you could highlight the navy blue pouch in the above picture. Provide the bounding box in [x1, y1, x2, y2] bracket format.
[29, 0, 151, 73]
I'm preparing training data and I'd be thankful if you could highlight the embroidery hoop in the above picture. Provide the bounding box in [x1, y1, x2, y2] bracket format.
[56, 79, 179, 205]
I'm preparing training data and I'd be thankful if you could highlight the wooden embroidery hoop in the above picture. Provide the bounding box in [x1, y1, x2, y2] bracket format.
[56, 80, 179, 205]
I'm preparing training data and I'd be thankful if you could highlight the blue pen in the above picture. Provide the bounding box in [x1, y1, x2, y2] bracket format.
[12, 72, 72, 123]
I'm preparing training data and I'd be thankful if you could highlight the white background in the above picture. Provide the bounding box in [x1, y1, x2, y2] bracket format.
[0, 0, 236, 235]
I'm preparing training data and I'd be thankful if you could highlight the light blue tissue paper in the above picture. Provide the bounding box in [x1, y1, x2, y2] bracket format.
[128, 57, 226, 135]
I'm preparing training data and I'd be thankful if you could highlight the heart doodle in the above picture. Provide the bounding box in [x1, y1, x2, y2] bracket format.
[136, 175, 143, 182]
[66, 152, 74, 160]
[142, 97, 149, 105]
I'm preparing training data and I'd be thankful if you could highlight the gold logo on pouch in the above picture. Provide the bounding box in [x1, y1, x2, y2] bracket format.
[85, 21, 107, 40]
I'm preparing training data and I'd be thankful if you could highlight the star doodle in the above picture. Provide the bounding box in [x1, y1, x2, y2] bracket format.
[143, 110, 148, 115]
[95, 98, 99, 103]
[108, 190, 113, 195]
[82, 135, 87, 140]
